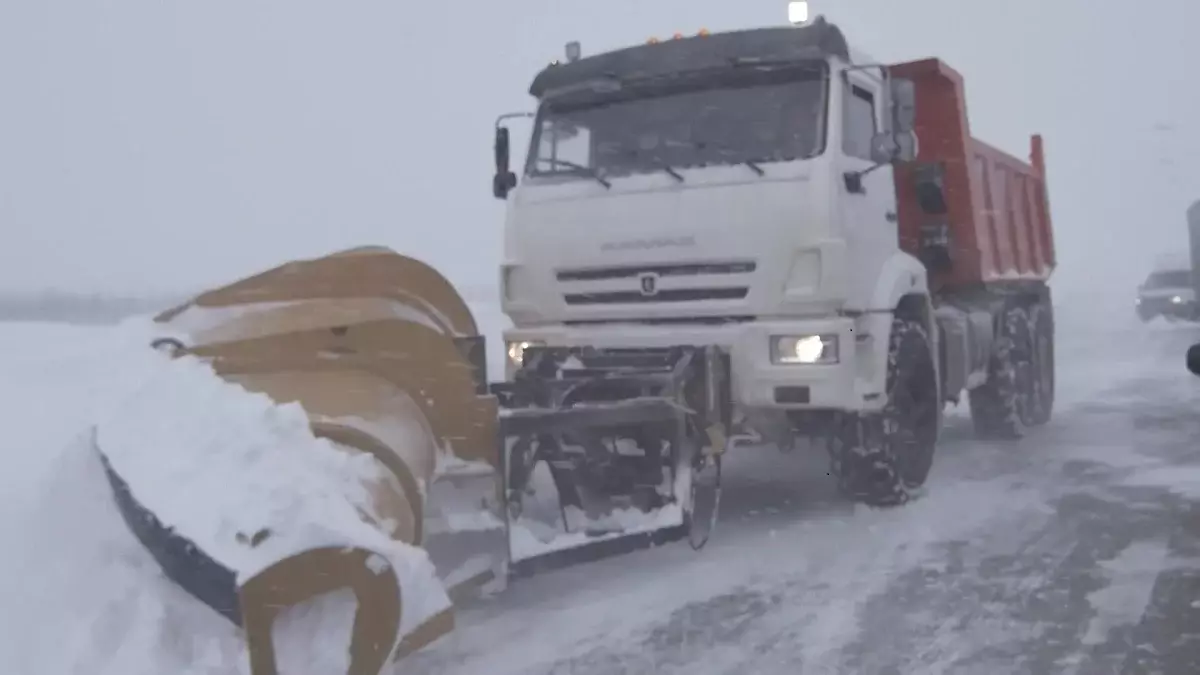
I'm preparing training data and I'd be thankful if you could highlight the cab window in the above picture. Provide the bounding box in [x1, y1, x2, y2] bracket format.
[842, 83, 877, 161]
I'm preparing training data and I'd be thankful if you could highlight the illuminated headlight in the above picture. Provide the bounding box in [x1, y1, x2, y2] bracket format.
[1172, 295, 1184, 304]
[506, 340, 544, 366]
[771, 334, 838, 365]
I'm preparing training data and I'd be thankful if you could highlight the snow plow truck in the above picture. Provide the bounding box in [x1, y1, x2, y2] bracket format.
[93, 6, 1057, 675]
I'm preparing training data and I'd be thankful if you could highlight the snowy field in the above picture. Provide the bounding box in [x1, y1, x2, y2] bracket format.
[4, 302, 1200, 674]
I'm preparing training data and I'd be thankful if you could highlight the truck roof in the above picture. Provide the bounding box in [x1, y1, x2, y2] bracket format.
[528, 18, 850, 98]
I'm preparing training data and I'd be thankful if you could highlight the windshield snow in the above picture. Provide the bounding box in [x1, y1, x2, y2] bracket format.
[525, 66, 827, 181]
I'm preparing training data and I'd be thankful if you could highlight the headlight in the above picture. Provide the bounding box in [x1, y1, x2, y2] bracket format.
[1172, 295, 1184, 304]
[771, 334, 838, 365]
[506, 340, 544, 367]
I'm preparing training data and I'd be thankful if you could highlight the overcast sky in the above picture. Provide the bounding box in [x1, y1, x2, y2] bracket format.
[1, 0, 1196, 302]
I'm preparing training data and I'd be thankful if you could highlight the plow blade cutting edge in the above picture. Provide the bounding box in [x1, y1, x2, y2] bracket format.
[93, 246, 728, 674]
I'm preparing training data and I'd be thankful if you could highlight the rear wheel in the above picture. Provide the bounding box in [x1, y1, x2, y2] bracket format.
[1025, 301, 1055, 426]
[969, 305, 1033, 439]
[828, 316, 940, 507]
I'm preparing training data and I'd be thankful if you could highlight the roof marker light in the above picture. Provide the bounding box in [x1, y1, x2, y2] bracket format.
[788, 1, 809, 25]
[698, 28, 710, 36]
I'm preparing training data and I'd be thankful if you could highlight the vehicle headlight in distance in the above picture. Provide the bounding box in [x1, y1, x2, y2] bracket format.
[1172, 295, 1184, 304]
[771, 334, 838, 365]
[506, 340, 544, 367]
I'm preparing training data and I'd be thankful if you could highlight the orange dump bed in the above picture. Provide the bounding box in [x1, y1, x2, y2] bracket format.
[889, 58, 1056, 290]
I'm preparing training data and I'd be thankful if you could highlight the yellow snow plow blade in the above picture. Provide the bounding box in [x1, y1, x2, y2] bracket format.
[97, 246, 507, 674]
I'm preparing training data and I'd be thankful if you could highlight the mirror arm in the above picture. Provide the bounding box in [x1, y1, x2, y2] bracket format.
[492, 112, 536, 200]
[495, 111, 535, 128]
[843, 160, 887, 194]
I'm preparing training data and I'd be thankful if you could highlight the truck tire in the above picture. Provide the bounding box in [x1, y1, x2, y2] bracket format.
[968, 305, 1033, 438]
[828, 316, 940, 507]
[1025, 301, 1055, 426]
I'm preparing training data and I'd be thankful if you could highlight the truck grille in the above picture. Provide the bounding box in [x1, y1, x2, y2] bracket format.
[557, 261, 755, 281]
[557, 260, 754, 306]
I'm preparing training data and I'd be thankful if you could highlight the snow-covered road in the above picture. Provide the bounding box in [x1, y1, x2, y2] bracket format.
[4, 308, 1200, 674]
[411, 312, 1200, 675]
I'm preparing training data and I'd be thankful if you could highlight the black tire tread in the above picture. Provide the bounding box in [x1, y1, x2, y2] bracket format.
[968, 305, 1031, 439]
[829, 315, 939, 507]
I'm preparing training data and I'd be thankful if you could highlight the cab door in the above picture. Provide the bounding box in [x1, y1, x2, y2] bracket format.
[837, 70, 901, 311]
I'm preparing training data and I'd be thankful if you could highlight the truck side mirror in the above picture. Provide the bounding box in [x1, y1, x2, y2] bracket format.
[868, 129, 918, 165]
[1188, 343, 1200, 376]
[890, 77, 916, 134]
[493, 126, 518, 199]
[894, 130, 918, 162]
[869, 132, 899, 165]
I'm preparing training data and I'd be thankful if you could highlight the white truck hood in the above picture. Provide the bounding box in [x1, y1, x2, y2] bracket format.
[501, 166, 845, 326]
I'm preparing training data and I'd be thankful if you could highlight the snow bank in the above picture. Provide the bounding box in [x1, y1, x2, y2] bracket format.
[0, 318, 451, 675]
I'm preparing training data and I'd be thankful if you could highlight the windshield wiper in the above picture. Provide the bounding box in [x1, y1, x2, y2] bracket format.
[543, 158, 611, 189]
[617, 149, 683, 182]
[660, 164, 684, 182]
[693, 141, 766, 177]
[738, 159, 765, 176]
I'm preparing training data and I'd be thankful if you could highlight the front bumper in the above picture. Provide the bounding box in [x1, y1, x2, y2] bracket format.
[1137, 296, 1198, 320]
[503, 316, 891, 413]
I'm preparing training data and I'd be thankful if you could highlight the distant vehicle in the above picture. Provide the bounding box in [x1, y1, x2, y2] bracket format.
[1188, 343, 1200, 376]
[1136, 267, 1196, 322]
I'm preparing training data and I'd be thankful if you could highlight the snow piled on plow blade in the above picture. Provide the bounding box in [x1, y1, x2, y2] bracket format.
[1, 318, 453, 675]
[96, 346, 452, 651]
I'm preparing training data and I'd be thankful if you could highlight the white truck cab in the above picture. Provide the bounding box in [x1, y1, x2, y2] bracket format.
[491, 6, 1057, 508]
[494, 13, 922, 433]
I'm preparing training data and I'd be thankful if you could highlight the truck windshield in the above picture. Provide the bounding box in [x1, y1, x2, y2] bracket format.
[1145, 270, 1191, 289]
[526, 65, 827, 182]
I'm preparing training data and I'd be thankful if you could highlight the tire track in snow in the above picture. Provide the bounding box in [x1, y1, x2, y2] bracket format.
[453, 475, 1044, 675]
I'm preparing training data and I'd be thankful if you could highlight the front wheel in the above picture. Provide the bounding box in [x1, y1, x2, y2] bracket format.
[828, 316, 941, 507]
